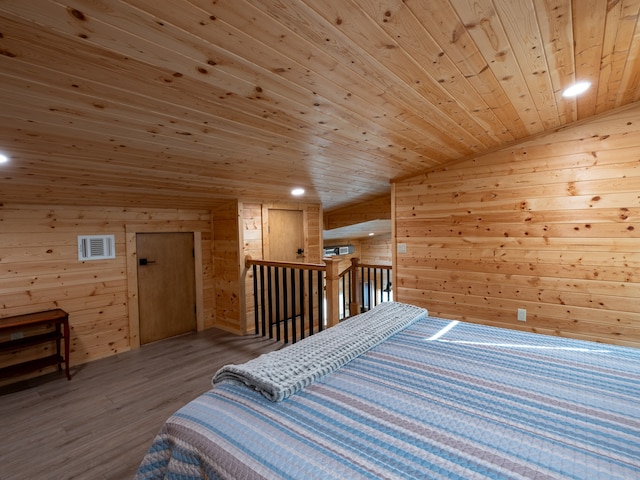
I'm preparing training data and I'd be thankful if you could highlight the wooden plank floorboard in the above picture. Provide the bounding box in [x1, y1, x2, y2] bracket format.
[0, 328, 281, 480]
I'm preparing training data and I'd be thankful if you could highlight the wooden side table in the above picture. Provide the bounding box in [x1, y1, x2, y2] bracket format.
[0, 309, 71, 381]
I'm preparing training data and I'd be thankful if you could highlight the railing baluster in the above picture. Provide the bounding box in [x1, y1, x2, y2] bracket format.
[267, 266, 273, 339]
[299, 269, 305, 340]
[253, 264, 259, 335]
[290, 268, 297, 342]
[385, 268, 391, 302]
[340, 273, 346, 319]
[283, 267, 289, 343]
[349, 270, 352, 316]
[260, 265, 266, 337]
[367, 267, 372, 311]
[382, 268, 387, 302]
[373, 267, 378, 307]
[307, 270, 314, 336]
[317, 270, 324, 332]
[274, 267, 281, 341]
[383, 268, 386, 302]
[360, 267, 365, 312]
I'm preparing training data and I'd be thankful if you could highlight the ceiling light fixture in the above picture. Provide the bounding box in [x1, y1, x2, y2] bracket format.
[0, 153, 9, 164]
[562, 81, 591, 98]
[291, 188, 305, 196]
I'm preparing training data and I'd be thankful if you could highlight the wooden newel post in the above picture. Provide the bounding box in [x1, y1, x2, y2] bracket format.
[324, 257, 341, 328]
[349, 257, 360, 316]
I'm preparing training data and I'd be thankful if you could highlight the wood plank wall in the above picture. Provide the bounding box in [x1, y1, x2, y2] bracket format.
[211, 200, 244, 334]
[0, 204, 213, 378]
[306, 205, 323, 264]
[0, 199, 318, 377]
[393, 104, 640, 348]
[360, 234, 392, 266]
[240, 202, 322, 334]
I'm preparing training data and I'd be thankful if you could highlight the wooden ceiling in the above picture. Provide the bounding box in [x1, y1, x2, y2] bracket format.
[0, 0, 639, 214]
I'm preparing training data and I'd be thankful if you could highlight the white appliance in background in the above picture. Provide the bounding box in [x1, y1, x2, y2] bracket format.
[323, 244, 355, 257]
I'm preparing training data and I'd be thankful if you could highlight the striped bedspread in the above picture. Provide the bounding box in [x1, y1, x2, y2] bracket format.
[136, 310, 640, 479]
[212, 301, 427, 402]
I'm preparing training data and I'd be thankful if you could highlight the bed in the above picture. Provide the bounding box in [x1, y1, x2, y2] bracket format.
[135, 302, 640, 479]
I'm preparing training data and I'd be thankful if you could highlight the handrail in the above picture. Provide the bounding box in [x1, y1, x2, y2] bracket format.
[355, 262, 393, 270]
[246, 258, 328, 271]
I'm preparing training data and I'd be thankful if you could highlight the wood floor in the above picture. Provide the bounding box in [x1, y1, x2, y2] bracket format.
[0, 328, 282, 480]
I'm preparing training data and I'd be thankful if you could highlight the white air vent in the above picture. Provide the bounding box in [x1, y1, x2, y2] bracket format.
[78, 235, 115, 261]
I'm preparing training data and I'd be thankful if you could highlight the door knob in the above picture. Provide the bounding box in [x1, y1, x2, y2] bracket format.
[139, 258, 156, 266]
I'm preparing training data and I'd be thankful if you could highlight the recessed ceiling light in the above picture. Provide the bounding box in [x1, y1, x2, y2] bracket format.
[562, 81, 591, 98]
[368, 232, 375, 236]
[291, 188, 305, 196]
[0, 153, 9, 164]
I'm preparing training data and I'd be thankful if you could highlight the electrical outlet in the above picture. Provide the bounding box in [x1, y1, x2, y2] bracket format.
[10, 331, 24, 340]
[517, 308, 527, 322]
[397, 243, 407, 254]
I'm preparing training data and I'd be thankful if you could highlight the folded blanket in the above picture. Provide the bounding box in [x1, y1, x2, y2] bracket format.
[212, 301, 427, 401]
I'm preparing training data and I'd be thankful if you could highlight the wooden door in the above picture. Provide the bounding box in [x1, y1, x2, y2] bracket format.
[267, 209, 305, 330]
[268, 209, 304, 262]
[137, 232, 196, 345]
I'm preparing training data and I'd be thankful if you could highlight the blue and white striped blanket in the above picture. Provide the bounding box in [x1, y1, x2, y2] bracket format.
[212, 301, 427, 401]
[136, 304, 640, 479]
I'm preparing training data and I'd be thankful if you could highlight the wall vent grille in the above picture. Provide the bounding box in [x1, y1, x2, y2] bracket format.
[78, 235, 115, 261]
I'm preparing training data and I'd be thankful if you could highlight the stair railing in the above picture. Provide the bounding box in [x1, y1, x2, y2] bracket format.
[245, 256, 391, 342]
[338, 258, 392, 319]
[245, 256, 340, 344]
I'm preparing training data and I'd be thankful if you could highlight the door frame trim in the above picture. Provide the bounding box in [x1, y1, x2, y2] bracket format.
[125, 224, 204, 349]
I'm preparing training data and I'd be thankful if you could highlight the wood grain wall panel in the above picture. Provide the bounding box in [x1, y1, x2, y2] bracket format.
[0, 204, 214, 377]
[393, 105, 640, 348]
[360, 234, 393, 266]
[306, 205, 323, 263]
[212, 201, 243, 334]
[241, 202, 263, 334]
[241, 202, 323, 333]
[199, 230, 215, 330]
